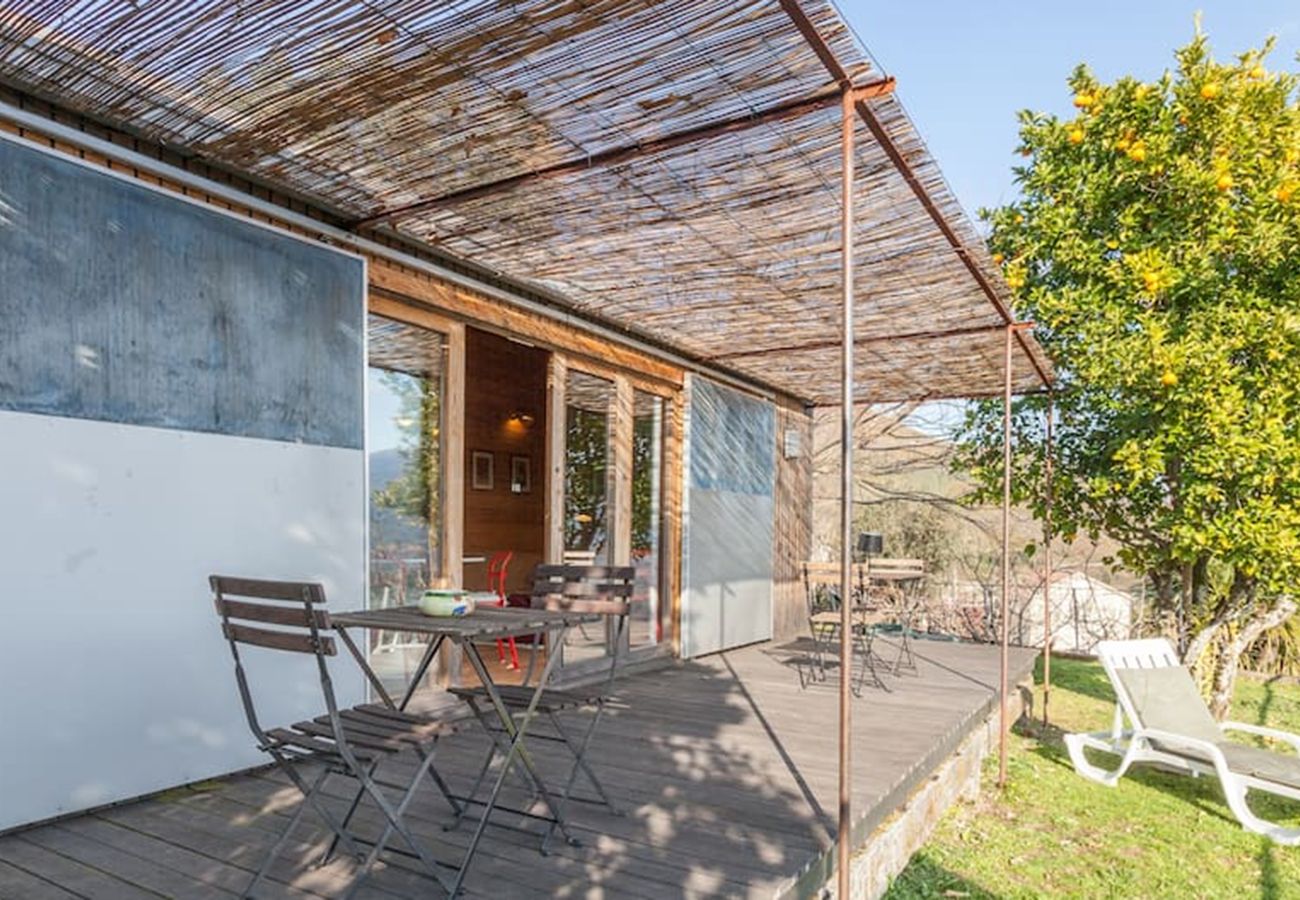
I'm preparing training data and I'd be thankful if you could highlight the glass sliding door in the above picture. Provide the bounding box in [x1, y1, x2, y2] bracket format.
[630, 390, 666, 648]
[365, 315, 445, 689]
[562, 369, 613, 663]
[563, 370, 613, 565]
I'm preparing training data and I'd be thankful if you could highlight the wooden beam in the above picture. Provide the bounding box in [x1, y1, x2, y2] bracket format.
[352, 78, 895, 228]
[543, 354, 568, 566]
[369, 257, 684, 388]
[611, 377, 634, 569]
[443, 320, 467, 594]
[775, 0, 1053, 393]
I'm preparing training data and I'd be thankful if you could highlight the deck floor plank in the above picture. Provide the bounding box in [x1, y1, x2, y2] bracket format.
[0, 858, 86, 900]
[0, 640, 1035, 899]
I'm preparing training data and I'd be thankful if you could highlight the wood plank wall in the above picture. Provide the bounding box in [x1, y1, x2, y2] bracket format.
[772, 402, 814, 641]
[462, 328, 548, 593]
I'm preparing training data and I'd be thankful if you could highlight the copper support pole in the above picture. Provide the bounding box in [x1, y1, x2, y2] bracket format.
[776, 0, 1052, 395]
[998, 324, 1013, 789]
[836, 85, 855, 899]
[1042, 392, 1054, 726]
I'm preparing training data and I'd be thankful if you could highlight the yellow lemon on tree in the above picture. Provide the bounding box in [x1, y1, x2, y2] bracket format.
[1073, 92, 1095, 109]
[1127, 142, 1147, 162]
[1277, 183, 1296, 203]
[1200, 82, 1221, 100]
[1068, 128, 1085, 144]
[1143, 271, 1161, 292]
[992, 252, 1006, 265]
[1160, 370, 1178, 387]
[1216, 173, 1234, 191]
[1249, 65, 1266, 81]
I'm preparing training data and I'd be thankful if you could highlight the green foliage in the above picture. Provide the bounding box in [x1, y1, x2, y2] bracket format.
[858, 501, 957, 578]
[564, 406, 609, 554]
[886, 656, 1300, 898]
[372, 370, 441, 526]
[957, 30, 1300, 641]
[631, 411, 659, 555]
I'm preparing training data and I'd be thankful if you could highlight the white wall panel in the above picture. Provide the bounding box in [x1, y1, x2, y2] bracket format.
[680, 376, 776, 658]
[0, 410, 365, 830]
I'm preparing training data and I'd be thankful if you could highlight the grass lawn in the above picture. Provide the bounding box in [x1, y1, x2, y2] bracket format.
[886, 655, 1300, 899]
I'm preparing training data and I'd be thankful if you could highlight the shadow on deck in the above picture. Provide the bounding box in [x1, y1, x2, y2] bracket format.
[0, 639, 1036, 899]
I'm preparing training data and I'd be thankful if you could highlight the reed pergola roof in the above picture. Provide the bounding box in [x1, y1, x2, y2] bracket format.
[0, 0, 1052, 404]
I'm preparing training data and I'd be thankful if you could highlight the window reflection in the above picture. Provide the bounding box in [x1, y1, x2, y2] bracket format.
[366, 315, 445, 691]
[563, 370, 612, 565]
[631, 391, 665, 647]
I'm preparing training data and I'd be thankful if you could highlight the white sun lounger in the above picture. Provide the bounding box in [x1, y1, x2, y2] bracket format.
[1065, 638, 1300, 844]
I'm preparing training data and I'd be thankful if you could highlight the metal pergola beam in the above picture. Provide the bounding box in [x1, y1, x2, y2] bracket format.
[353, 76, 895, 228]
[775, 0, 1052, 394]
[707, 321, 1028, 362]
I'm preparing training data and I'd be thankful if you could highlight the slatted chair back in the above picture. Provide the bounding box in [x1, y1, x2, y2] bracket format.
[532, 564, 635, 617]
[210, 575, 350, 761]
[855, 558, 925, 610]
[1095, 638, 1184, 739]
[529, 564, 635, 685]
[802, 561, 847, 617]
[859, 557, 926, 580]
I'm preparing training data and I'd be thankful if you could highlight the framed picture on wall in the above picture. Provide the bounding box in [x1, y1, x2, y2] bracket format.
[510, 455, 531, 494]
[471, 451, 494, 490]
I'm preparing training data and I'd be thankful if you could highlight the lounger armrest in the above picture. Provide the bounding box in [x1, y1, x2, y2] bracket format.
[1137, 727, 1230, 769]
[1222, 721, 1300, 754]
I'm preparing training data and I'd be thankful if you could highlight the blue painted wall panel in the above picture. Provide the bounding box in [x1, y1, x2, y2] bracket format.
[0, 139, 364, 448]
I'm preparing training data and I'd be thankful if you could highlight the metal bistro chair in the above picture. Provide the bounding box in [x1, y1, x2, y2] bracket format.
[855, 559, 924, 676]
[801, 562, 884, 694]
[210, 575, 459, 898]
[487, 550, 521, 670]
[449, 563, 636, 854]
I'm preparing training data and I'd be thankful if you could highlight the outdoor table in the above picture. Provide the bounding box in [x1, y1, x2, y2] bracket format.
[331, 604, 599, 896]
[852, 569, 924, 677]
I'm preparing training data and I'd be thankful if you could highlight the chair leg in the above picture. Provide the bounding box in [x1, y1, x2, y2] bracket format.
[540, 702, 617, 855]
[445, 697, 544, 831]
[319, 757, 381, 867]
[342, 750, 455, 899]
[243, 764, 330, 899]
[855, 628, 887, 693]
[1222, 779, 1300, 845]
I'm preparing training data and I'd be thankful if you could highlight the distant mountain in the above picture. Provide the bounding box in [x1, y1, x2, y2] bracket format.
[369, 447, 427, 551]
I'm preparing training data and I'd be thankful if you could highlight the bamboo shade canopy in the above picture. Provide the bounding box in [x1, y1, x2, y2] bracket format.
[0, 0, 1051, 404]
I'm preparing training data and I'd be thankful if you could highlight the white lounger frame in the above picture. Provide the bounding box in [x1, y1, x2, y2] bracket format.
[1065, 638, 1300, 845]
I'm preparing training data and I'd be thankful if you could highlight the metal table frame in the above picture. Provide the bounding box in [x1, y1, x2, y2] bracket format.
[853, 568, 924, 676]
[331, 605, 598, 896]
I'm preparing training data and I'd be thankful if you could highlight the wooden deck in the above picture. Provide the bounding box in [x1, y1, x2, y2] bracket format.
[0, 638, 1036, 899]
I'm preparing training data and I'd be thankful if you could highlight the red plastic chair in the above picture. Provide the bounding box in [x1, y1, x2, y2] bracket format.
[487, 551, 520, 670]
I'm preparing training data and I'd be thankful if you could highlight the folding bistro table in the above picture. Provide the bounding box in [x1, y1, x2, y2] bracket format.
[330, 604, 599, 896]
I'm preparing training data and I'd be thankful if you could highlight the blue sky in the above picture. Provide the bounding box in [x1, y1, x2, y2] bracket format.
[835, 1, 1300, 222]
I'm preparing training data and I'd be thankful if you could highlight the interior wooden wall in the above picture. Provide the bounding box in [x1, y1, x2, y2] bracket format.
[462, 327, 549, 593]
[772, 401, 814, 641]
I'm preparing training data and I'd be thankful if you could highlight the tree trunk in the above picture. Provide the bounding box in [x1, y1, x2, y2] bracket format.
[1184, 617, 1223, 675]
[1207, 598, 1297, 720]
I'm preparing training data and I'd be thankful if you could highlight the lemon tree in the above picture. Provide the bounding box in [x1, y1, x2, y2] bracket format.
[958, 30, 1300, 716]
